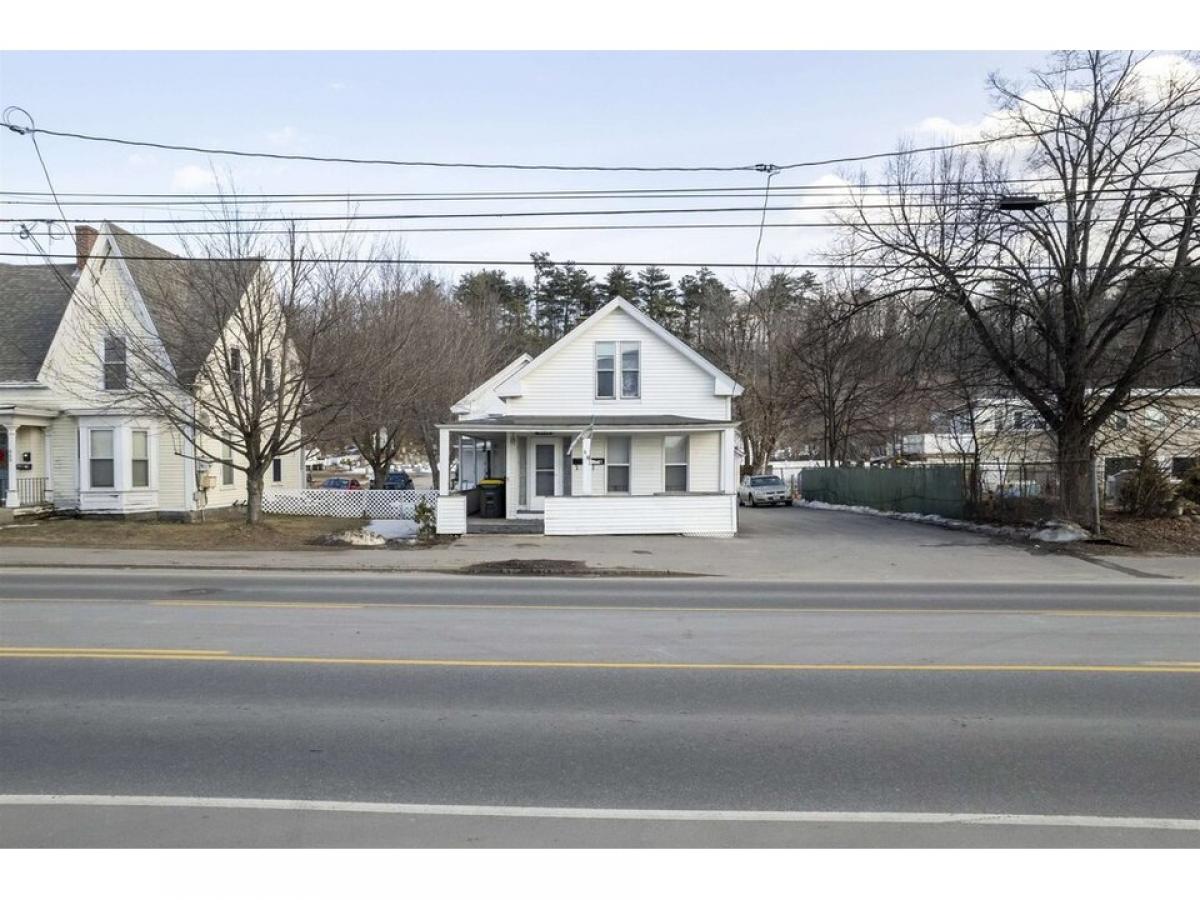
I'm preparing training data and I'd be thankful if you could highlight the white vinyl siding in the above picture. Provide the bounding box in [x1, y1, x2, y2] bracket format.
[545, 494, 736, 537]
[687, 431, 721, 492]
[504, 307, 729, 419]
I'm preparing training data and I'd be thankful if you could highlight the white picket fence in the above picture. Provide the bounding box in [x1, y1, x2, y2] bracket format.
[262, 488, 438, 519]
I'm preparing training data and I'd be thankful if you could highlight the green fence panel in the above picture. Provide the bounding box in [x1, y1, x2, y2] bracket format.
[800, 466, 967, 519]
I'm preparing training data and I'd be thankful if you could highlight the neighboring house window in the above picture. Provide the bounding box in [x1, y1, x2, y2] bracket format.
[103, 336, 127, 390]
[222, 435, 234, 486]
[664, 435, 688, 492]
[264, 358, 276, 400]
[596, 342, 616, 399]
[89, 429, 115, 488]
[272, 457, 283, 483]
[228, 348, 243, 394]
[620, 342, 640, 398]
[1113, 413, 1129, 431]
[131, 430, 150, 488]
[606, 436, 631, 493]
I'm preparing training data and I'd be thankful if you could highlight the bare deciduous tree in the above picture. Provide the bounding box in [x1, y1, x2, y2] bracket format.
[841, 51, 1200, 524]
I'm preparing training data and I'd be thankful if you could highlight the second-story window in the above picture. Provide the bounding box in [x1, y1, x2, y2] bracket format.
[103, 335, 127, 390]
[228, 348, 243, 395]
[264, 358, 276, 400]
[620, 342, 640, 398]
[596, 341, 640, 399]
[596, 342, 616, 399]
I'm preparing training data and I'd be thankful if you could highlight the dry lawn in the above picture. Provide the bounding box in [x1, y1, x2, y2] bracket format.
[0, 513, 355, 551]
[1091, 513, 1200, 555]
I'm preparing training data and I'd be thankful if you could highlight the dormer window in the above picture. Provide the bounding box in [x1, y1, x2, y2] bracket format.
[228, 348, 243, 394]
[595, 341, 640, 400]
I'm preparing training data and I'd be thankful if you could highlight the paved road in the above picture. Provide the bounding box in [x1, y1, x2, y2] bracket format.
[1, 570, 1198, 847]
[5, 505, 1197, 582]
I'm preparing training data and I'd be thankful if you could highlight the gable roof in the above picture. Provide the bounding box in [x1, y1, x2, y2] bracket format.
[451, 353, 533, 415]
[106, 224, 262, 386]
[0, 262, 77, 382]
[497, 297, 743, 398]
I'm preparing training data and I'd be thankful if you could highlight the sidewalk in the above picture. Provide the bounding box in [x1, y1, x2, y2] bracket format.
[2, 510, 1197, 583]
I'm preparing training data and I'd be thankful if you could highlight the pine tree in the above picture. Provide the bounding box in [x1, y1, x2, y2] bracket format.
[602, 265, 637, 303]
[677, 267, 730, 342]
[635, 265, 679, 329]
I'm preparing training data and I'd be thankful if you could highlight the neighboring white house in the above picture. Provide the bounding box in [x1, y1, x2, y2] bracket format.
[0, 224, 305, 518]
[436, 297, 744, 536]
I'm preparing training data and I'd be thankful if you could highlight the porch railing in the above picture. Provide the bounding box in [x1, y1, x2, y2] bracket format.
[1, 476, 49, 508]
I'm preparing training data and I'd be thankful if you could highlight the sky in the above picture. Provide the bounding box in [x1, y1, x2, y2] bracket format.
[0, 51, 1053, 283]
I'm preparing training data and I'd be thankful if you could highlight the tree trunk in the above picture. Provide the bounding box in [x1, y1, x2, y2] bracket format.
[1055, 421, 1094, 527]
[246, 471, 264, 525]
[371, 461, 389, 490]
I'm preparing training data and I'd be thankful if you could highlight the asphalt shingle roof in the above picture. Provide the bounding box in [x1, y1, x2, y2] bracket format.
[0, 262, 76, 382]
[107, 224, 261, 386]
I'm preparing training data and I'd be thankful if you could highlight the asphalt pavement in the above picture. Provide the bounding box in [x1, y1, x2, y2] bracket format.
[1, 568, 1198, 847]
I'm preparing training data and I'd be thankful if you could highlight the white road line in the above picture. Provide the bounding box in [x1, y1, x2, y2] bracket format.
[1, 795, 1197, 831]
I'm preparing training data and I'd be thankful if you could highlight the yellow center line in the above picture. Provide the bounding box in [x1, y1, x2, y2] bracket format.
[145, 600, 1200, 618]
[0, 646, 230, 655]
[1, 648, 1199, 673]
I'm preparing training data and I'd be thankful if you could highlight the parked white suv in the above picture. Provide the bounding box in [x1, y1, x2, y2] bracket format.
[738, 475, 791, 507]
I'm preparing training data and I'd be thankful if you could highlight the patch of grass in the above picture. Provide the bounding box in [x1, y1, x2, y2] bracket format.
[0, 513, 356, 551]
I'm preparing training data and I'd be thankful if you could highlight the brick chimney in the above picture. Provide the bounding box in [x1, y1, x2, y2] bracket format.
[75, 225, 99, 272]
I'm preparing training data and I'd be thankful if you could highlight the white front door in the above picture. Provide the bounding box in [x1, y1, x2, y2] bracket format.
[528, 439, 560, 512]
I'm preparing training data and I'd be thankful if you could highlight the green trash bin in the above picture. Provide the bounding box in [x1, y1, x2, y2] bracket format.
[479, 478, 506, 518]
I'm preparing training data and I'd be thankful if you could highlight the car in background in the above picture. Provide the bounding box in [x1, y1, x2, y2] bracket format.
[321, 476, 362, 490]
[382, 471, 414, 490]
[738, 474, 791, 506]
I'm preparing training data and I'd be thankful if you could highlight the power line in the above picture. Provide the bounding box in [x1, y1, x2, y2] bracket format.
[0, 250, 1072, 272]
[2, 114, 1058, 176]
[4, 180, 1191, 210]
[9, 215, 1174, 242]
[5, 169, 1192, 201]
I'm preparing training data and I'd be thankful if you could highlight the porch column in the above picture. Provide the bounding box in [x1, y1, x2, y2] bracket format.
[438, 427, 451, 496]
[42, 426, 53, 503]
[580, 434, 593, 495]
[720, 427, 737, 493]
[505, 434, 519, 518]
[3, 422, 19, 508]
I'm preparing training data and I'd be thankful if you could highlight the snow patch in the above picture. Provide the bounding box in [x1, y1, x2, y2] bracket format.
[1030, 521, 1091, 543]
[364, 519, 419, 541]
[326, 528, 387, 547]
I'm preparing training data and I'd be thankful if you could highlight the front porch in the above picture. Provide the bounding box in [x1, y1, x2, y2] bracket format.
[0, 407, 56, 515]
[435, 416, 739, 537]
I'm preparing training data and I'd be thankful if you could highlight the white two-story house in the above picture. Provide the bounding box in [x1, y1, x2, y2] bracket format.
[436, 297, 744, 536]
[0, 224, 305, 518]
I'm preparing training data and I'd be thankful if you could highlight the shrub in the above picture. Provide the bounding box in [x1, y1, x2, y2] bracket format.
[413, 498, 437, 539]
[1118, 441, 1175, 517]
[1178, 463, 1200, 505]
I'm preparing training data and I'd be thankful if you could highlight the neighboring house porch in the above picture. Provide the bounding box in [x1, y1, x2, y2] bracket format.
[0, 407, 56, 513]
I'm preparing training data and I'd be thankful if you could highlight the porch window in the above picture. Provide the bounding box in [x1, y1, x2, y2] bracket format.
[596, 342, 615, 399]
[89, 429, 115, 488]
[222, 434, 234, 485]
[606, 436, 631, 493]
[103, 335, 127, 390]
[664, 435, 688, 492]
[620, 342, 640, 398]
[131, 430, 149, 488]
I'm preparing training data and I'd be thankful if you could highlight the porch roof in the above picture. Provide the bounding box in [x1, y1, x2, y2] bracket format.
[438, 415, 734, 433]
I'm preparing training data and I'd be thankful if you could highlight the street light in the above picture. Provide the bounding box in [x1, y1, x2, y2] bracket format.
[997, 194, 1049, 211]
